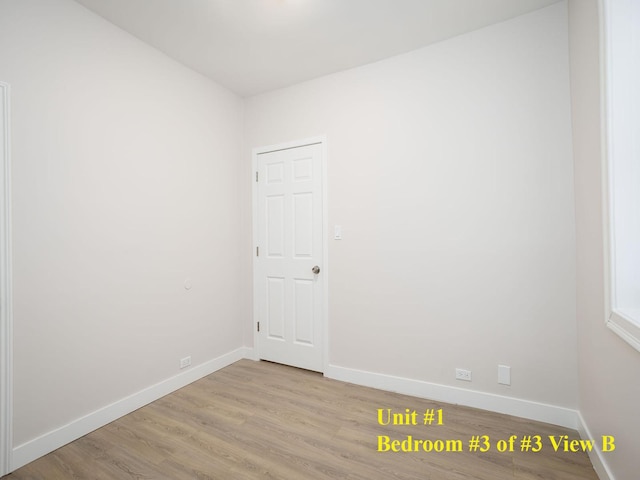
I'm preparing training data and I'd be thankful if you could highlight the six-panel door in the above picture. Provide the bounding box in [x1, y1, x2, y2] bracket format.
[256, 143, 323, 372]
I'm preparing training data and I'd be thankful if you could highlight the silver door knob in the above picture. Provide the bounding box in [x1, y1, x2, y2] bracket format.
[312, 265, 320, 274]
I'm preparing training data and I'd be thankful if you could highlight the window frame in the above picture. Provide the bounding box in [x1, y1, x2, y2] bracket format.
[601, 0, 640, 352]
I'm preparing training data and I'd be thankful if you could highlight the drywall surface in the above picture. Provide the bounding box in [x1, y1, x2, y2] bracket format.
[0, 0, 243, 446]
[244, 2, 578, 408]
[569, 1, 640, 478]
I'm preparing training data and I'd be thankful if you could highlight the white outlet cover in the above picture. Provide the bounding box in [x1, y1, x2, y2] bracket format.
[184, 278, 192, 290]
[455, 368, 472, 381]
[498, 365, 511, 385]
[180, 356, 192, 369]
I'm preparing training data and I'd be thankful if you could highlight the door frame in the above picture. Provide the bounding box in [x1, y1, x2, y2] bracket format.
[251, 136, 328, 373]
[0, 81, 13, 476]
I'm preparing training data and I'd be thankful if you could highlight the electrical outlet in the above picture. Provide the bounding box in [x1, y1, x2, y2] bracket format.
[455, 368, 472, 382]
[180, 356, 191, 369]
[498, 365, 511, 385]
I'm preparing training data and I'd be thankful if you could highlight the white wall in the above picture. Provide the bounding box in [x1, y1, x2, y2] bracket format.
[569, 1, 640, 478]
[0, 0, 243, 448]
[244, 2, 578, 408]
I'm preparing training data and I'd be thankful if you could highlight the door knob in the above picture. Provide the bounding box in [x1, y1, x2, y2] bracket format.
[312, 265, 320, 274]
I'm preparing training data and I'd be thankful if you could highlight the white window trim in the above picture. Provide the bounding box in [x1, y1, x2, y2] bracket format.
[601, 0, 640, 352]
[0, 81, 13, 475]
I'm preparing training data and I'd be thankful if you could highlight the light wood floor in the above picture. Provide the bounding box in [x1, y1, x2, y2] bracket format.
[5, 360, 597, 479]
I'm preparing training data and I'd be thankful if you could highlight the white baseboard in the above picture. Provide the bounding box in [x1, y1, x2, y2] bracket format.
[11, 346, 252, 472]
[576, 412, 615, 480]
[325, 364, 579, 430]
[11, 351, 612, 480]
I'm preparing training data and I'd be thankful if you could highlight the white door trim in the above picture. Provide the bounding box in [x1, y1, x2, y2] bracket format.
[251, 136, 328, 373]
[0, 81, 14, 476]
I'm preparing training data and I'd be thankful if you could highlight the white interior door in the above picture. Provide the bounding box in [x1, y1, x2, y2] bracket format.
[255, 142, 324, 372]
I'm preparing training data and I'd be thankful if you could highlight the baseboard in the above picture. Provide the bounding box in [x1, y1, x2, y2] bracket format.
[576, 412, 615, 480]
[11, 352, 609, 478]
[242, 346, 255, 360]
[11, 347, 251, 472]
[325, 364, 579, 430]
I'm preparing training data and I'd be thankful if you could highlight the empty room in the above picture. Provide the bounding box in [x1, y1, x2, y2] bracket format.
[0, 0, 638, 478]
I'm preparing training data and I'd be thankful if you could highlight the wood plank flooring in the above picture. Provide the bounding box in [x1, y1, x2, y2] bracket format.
[4, 360, 598, 479]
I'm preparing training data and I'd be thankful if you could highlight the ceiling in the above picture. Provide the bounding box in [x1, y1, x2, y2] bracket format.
[73, 0, 562, 97]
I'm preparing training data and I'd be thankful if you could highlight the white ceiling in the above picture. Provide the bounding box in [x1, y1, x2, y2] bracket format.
[73, 0, 562, 97]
